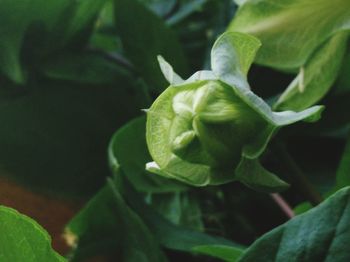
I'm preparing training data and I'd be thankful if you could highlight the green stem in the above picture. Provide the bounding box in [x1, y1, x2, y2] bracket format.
[273, 142, 323, 206]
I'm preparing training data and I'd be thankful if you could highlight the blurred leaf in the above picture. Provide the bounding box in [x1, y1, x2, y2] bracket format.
[0, 205, 65, 262]
[66, 182, 167, 262]
[0, 0, 107, 83]
[238, 187, 350, 262]
[139, 0, 177, 18]
[119, 176, 244, 253]
[229, 0, 350, 70]
[90, 0, 123, 52]
[108, 116, 187, 193]
[150, 192, 204, 231]
[167, 0, 207, 25]
[293, 202, 312, 216]
[109, 117, 204, 230]
[275, 31, 349, 111]
[0, 76, 143, 196]
[114, 0, 188, 91]
[335, 51, 350, 94]
[66, 174, 244, 260]
[336, 133, 350, 189]
[193, 244, 243, 262]
[41, 52, 133, 84]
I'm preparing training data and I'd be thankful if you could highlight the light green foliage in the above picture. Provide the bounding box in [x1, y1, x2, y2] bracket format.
[229, 0, 350, 70]
[275, 31, 349, 111]
[0, 206, 65, 262]
[229, 0, 350, 111]
[146, 32, 322, 190]
[238, 187, 350, 262]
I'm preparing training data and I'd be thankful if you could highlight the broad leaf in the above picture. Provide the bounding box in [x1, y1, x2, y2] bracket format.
[0, 206, 65, 262]
[238, 187, 350, 262]
[41, 52, 133, 85]
[236, 158, 289, 193]
[66, 182, 167, 262]
[229, 0, 350, 70]
[275, 31, 349, 111]
[66, 175, 243, 260]
[118, 176, 244, 253]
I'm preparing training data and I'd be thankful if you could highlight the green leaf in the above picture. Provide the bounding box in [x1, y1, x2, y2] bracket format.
[334, 51, 350, 94]
[235, 158, 289, 193]
[66, 181, 167, 262]
[149, 192, 204, 231]
[211, 31, 261, 90]
[193, 245, 243, 262]
[229, 0, 350, 70]
[166, 0, 208, 25]
[114, 0, 188, 91]
[109, 117, 205, 230]
[0, 0, 107, 83]
[119, 176, 244, 253]
[238, 187, 350, 262]
[66, 174, 243, 260]
[139, 0, 177, 18]
[335, 133, 350, 189]
[0, 206, 65, 262]
[41, 52, 133, 85]
[209, 32, 324, 129]
[108, 116, 187, 193]
[275, 31, 349, 111]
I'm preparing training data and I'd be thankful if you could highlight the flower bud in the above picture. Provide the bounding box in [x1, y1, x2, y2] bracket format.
[147, 80, 266, 176]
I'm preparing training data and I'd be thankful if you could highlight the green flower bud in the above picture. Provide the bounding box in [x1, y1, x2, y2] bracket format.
[170, 80, 264, 168]
[146, 79, 267, 185]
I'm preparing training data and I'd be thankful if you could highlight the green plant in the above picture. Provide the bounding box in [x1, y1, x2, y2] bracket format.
[0, 0, 349, 261]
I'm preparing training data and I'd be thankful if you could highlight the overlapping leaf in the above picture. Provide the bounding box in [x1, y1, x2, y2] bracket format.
[238, 187, 350, 262]
[0, 0, 107, 83]
[0, 206, 65, 262]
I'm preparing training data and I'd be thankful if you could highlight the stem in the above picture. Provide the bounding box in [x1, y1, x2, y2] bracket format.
[273, 142, 323, 206]
[270, 193, 295, 219]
